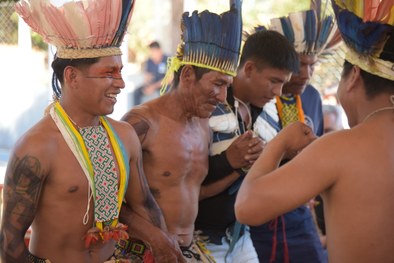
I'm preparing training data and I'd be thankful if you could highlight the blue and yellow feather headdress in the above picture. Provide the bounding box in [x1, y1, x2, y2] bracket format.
[161, 0, 243, 93]
[15, 0, 136, 59]
[331, 0, 394, 81]
[269, 0, 341, 56]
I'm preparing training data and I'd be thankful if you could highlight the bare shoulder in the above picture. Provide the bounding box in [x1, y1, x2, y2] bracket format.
[8, 115, 58, 179]
[306, 126, 379, 161]
[104, 116, 140, 151]
[286, 129, 355, 182]
[122, 102, 158, 124]
[121, 101, 160, 143]
[105, 116, 135, 135]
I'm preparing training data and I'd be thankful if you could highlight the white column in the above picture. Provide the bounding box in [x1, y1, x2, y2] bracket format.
[183, 0, 196, 11]
[18, 16, 32, 52]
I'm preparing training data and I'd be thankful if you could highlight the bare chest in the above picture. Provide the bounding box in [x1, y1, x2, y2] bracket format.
[144, 120, 210, 181]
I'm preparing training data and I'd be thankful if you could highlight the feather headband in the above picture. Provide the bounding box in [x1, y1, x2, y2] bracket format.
[15, 0, 135, 59]
[269, 0, 341, 56]
[161, 0, 243, 94]
[332, 0, 394, 81]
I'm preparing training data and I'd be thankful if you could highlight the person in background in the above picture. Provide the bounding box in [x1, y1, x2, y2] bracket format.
[322, 104, 344, 133]
[195, 29, 299, 263]
[0, 1, 184, 262]
[121, 2, 243, 262]
[133, 41, 169, 105]
[249, 1, 342, 262]
[236, 0, 394, 262]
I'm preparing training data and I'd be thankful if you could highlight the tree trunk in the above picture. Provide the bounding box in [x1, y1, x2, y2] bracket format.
[170, 0, 184, 54]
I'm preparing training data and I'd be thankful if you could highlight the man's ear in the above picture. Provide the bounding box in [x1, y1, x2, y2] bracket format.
[64, 66, 78, 87]
[180, 65, 196, 84]
[346, 65, 362, 92]
[243, 60, 256, 78]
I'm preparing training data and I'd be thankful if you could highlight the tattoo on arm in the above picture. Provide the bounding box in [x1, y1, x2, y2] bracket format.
[149, 187, 161, 199]
[122, 112, 150, 143]
[135, 154, 162, 228]
[0, 155, 45, 262]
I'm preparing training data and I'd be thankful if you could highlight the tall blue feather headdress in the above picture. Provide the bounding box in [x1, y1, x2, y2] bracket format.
[331, 0, 394, 81]
[269, 0, 341, 56]
[161, 0, 243, 93]
[15, 0, 136, 59]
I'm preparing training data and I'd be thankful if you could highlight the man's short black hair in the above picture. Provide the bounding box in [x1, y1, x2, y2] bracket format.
[51, 56, 99, 98]
[342, 60, 394, 99]
[239, 30, 299, 74]
[171, 65, 211, 89]
[149, 41, 161, 49]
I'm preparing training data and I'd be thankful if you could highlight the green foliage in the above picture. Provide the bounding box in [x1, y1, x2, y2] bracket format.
[31, 32, 48, 50]
[0, 5, 47, 50]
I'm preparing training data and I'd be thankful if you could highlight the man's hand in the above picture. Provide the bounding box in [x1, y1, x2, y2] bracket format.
[274, 122, 316, 159]
[245, 135, 266, 166]
[226, 131, 265, 169]
[149, 231, 186, 263]
[119, 205, 185, 262]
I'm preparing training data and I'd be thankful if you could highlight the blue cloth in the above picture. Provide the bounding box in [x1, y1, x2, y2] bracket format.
[250, 211, 327, 263]
[145, 55, 168, 83]
[301, 85, 324, 136]
[205, 228, 259, 263]
[133, 54, 168, 105]
[250, 84, 326, 262]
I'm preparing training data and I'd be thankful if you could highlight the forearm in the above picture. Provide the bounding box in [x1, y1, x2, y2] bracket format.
[204, 151, 235, 184]
[0, 232, 29, 263]
[120, 205, 167, 244]
[0, 211, 31, 263]
[245, 138, 285, 182]
[200, 171, 241, 200]
[1, 154, 44, 263]
[141, 193, 167, 230]
[1, 245, 29, 263]
[235, 140, 285, 223]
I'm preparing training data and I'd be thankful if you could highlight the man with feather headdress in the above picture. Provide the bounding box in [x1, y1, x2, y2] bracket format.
[0, 0, 185, 262]
[121, 2, 243, 262]
[235, 0, 394, 262]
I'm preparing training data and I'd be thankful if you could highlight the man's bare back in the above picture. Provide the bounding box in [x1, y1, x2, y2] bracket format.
[319, 120, 394, 262]
[236, 115, 394, 263]
[123, 97, 211, 246]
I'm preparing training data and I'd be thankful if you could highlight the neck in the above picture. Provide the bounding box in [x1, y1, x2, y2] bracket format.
[281, 93, 295, 98]
[59, 101, 101, 128]
[160, 91, 194, 122]
[362, 95, 394, 123]
[232, 80, 250, 104]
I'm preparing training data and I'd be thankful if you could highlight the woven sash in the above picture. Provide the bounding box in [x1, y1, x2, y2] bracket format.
[276, 95, 305, 127]
[49, 101, 129, 231]
[80, 125, 119, 223]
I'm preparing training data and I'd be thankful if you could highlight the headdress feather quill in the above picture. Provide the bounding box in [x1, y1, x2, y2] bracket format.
[267, 0, 340, 56]
[15, 0, 136, 59]
[161, 0, 243, 94]
[332, 0, 394, 80]
[112, 0, 135, 46]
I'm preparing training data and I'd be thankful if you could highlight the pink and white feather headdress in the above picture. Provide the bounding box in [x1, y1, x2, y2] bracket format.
[15, 0, 135, 59]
